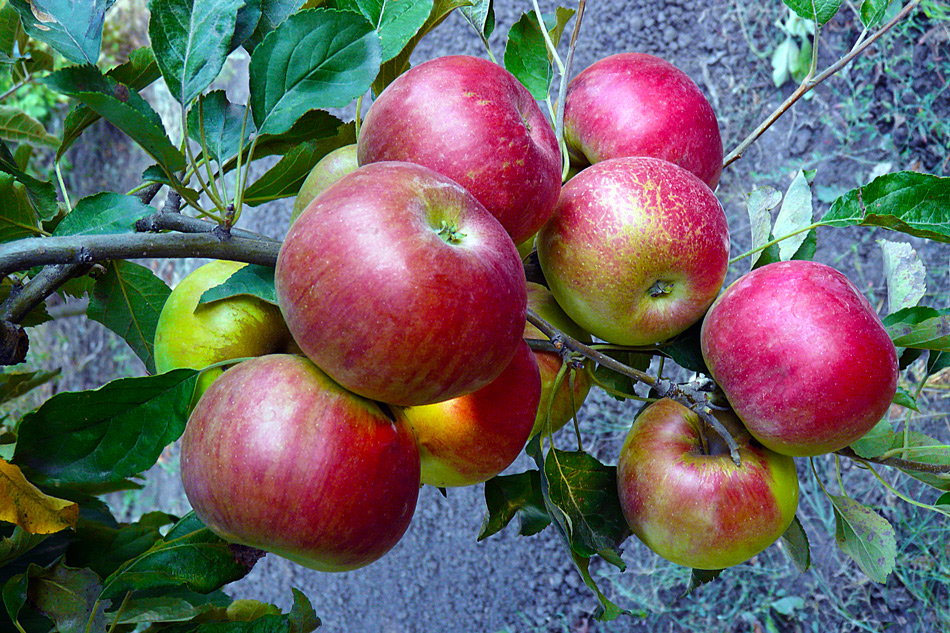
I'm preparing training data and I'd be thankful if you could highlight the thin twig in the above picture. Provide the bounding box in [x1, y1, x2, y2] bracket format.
[836, 446, 950, 475]
[134, 210, 278, 242]
[0, 264, 91, 323]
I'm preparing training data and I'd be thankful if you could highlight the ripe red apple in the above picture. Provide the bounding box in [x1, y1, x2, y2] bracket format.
[357, 55, 562, 244]
[290, 144, 358, 224]
[154, 259, 293, 402]
[617, 398, 799, 570]
[564, 52, 723, 189]
[397, 340, 540, 487]
[701, 260, 899, 457]
[537, 156, 729, 346]
[180, 354, 421, 571]
[524, 282, 593, 438]
[275, 161, 527, 407]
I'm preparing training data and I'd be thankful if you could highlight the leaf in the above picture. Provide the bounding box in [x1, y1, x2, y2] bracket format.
[746, 186, 782, 269]
[0, 459, 78, 534]
[783, 0, 842, 25]
[0, 279, 51, 326]
[337, 0, 433, 62]
[68, 511, 178, 579]
[0, 140, 58, 221]
[860, 0, 888, 27]
[789, 37, 812, 83]
[752, 228, 817, 270]
[773, 170, 813, 261]
[0, 526, 48, 567]
[887, 314, 950, 351]
[87, 260, 172, 373]
[460, 0, 493, 39]
[249, 8, 380, 136]
[658, 318, 709, 375]
[891, 431, 950, 491]
[41, 64, 186, 173]
[572, 550, 628, 621]
[287, 588, 321, 633]
[778, 515, 810, 573]
[110, 587, 231, 625]
[829, 494, 896, 583]
[5, 560, 105, 633]
[771, 36, 796, 87]
[0, 3, 25, 59]
[592, 350, 651, 400]
[52, 192, 154, 237]
[187, 90, 254, 165]
[0, 174, 42, 243]
[504, 13, 552, 100]
[231, 0, 263, 50]
[686, 568, 723, 594]
[148, 0, 245, 105]
[772, 596, 805, 616]
[478, 469, 550, 541]
[819, 171, 950, 242]
[221, 108, 345, 171]
[8, 0, 114, 64]
[100, 511, 262, 599]
[936, 492, 950, 506]
[13, 369, 198, 485]
[878, 239, 926, 313]
[198, 263, 277, 306]
[850, 418, 896, 458]
[892, 385, 918, 411]
[0, 106, 58, 147]
[244, 0, 305, 52]
[0, 369, 59, 404]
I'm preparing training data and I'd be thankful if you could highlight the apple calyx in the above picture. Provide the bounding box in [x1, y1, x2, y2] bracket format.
[648, 280, 675, 298]
[436, 220, 467, 245]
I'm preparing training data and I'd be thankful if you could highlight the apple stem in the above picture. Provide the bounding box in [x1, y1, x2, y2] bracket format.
[648, 280, 674, 298]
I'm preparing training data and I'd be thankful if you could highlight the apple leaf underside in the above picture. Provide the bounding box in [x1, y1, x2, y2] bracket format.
[199, 264, 278, 307]
[0, 105, 58, 148]
[479, 469, 551, 540]
[779, 516, 810, 574]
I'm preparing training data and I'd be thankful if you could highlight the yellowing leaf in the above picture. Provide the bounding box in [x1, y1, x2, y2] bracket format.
[0, 458, 78, 534]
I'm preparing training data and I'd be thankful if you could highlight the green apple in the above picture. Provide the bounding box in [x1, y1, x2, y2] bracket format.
[290, 144, 359, 224]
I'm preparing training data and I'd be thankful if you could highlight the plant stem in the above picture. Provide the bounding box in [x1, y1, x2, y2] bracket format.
[836, 446, 950, 474]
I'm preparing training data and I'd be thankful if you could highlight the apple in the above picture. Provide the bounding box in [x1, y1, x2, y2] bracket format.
[617, 398, 799, 570]
[180, 354, 421, 572]
[290, 144, 359, 224]
[564, 52, 723, 189]
[275, 161, 527, 407]
[357, 55, 562, 245]
[537, 156, 729, 346]
[397, 340, 540, 488]
[154, 259, 293, 402]
[701, 260, 899, 457]
[524, 282, 593, 438]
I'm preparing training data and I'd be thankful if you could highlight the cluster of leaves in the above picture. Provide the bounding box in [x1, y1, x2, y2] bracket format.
[0, 0, 946, 629]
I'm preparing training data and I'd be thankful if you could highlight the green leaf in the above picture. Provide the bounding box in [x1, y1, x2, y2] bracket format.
[753, 228, 817, 270]
[887, 314, 950, 351]
[188, 90, 254, 165]
[860, 0, 888, 27]
[68, 511, 178, 579]
[5, 559, 104, 633]
[87, 260, 172, 373]
[249, 7, 379, 136]
[927, 347, 950, 377]
[231, 0, 263, 50]
[109, 587, 231, 625]
[850, 418, 896, 458]
[571, 550, 628, 621]
[829, 494, 896, 583]
[892, 431, 950, 491]
[148, 0, 245, 105]
[592, 350, 651, 400]
[771, 36, 796, 87]
[772, 596, 805, 616]
[8, 0, 114, 64]
[936, 492, 950, 506]
[460, 0, 493, 39]
[504, 13, 552, 100]
[101, 511, 262, 599]
[686, 568, 723, 594]
[222, 108, 345, 172]
[746, 186, 782, 269]
[773, 170, 813, 261]
[478, 469, 550, 541]
[244, 0, 305, 52]
[287, 588, 320, 633]
[658, 318, 708, 375]
[41, 64, 186, 174]
[879, 239, 926, 313]
[0, 526, 48, 567]
[52, 192, 154, 237]
[892, 385, 919, 411]
[0, 140, 58, 221]
[0, 174, 42, 243]
[199, 263, 277, 306]
[0, 106, 58, 147]
[13, 369, 198, 485]
[0, 3, 25, 59]
[819, 171, 950, 242]
[0, 368, 60, 404]
[789, 37, 812, 83]
[783, 0, 842, 25]
[778, 515, 810, 573]
[337, 0, 432, 63]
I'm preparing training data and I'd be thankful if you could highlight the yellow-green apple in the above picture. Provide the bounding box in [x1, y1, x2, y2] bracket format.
[180, 354, 421, 571]
[290, 144, 358, 224]
[154, 259, 293, 401]
[275, 161, 527, 407]
[564, 52, 723, 189]
[537, 156, 729, 346]
[357, 55, 562, 244]
[701, 260, 899, 457]
[397, 340, 540, 487]
[524, 282, 592, 438]
[617, 398, 799, 570]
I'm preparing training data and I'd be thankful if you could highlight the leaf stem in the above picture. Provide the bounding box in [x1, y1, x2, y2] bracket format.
[728, 221, 821, 264]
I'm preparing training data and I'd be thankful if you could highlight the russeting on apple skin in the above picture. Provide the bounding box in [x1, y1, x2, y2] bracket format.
[275, 161, 527, 407]
[358, 55, 562, 245]
[564, 52, 723, 189]
[617, 398, 799, 570]
[180, 354, 421, 572]
[700, 260, 899, 457]
[537, 156, 729, 346]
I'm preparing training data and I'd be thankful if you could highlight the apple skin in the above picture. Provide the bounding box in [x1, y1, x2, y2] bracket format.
[524, 282, 593, 438]
[154, 259, 293, 401]
[357, 55, 562, 245]
[701, 260, 899, 457]
[290, 144, 359, 224]
[617, 398, 799, 570]
[397, 340, 540, 487]
[180, 354, 421, 572]
[537, 156, 729, 346]
[564, 52, 723, 189]
[275, 161, 527, 407]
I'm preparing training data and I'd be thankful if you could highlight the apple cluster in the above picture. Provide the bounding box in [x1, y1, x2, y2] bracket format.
[157, 52, 899, 575]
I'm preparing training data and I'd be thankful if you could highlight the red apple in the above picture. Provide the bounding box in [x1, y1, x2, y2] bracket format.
[617, 398, 799, 570]
[564, 52, 723, 189]
[537, 156, 729, 346]
[180, 354, 421, 572]
[357, 55, 562, 244]
[701, 260, 899, 457]
[290, 144, 359, 224]
[275, 161, 527, 407]
[524, 282, 593, 438]
[397, 340, 540, 487]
